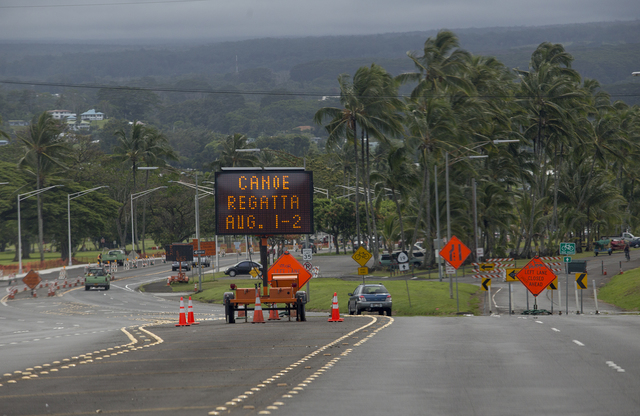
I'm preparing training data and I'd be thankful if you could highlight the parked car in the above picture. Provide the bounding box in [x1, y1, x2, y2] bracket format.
[172, 261, 191, 271]
[630, 237, 640, 248]
[224, 261, 263, 277]
[348, 283, 392, 316]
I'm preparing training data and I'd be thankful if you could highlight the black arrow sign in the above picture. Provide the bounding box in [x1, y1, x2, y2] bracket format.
[481, 278, 491, 291]
[576, 273, 587, 289]
[480, 263, 494, 271]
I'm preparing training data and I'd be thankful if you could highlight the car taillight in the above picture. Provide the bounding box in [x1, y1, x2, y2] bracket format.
[359, 295, 366, 301]
[386, 295, 392, 301]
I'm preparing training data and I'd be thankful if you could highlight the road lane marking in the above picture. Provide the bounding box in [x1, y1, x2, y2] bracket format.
[573, 340, 585, 346]
[552, 328, 560, 332]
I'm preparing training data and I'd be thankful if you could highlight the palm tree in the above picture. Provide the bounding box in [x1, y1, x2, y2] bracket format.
[17, 111, 67, 262]
[371, 145, 419, 251]
[315, 64, 403, 262]
[211, 133, 257, 170]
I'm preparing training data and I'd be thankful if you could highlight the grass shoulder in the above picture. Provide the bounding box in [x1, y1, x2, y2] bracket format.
[157, 272, 481, 316]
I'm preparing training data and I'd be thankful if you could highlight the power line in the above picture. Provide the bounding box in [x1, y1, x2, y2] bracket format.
[0, 78, 638, 99]
[0, 0, 211, 9]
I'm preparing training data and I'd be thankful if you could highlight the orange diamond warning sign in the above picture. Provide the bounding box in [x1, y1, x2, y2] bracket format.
[268, 251, 313, 288]
[515, 257, 556, 296]
[439, 236, 471, 269]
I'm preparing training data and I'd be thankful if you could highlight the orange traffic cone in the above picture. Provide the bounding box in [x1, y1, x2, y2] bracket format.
[268, 303, 281, 320]
[603, 265, 607, 275]
[328, 292, 344, 322]
[187, 296, 199, 325]
[175, 297, 190, 327]
[252, 294, 265, 323]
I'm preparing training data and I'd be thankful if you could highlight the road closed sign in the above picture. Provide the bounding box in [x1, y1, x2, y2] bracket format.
[515, 257, 556, 296]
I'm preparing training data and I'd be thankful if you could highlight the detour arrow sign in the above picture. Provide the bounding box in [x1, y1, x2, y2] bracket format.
[515, 257, 556, 297]
[575, 273, 588, 290]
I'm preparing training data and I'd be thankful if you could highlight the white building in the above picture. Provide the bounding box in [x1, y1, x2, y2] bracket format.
[48, 110, 74, 120]
[80, 109, 104, 121]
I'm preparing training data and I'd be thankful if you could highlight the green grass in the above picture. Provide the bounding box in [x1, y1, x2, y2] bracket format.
[598, 268, 640, 311]
[172, 274, 481, 316]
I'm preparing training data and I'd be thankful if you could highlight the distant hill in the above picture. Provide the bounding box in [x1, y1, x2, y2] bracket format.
[0, 20, 638, 105]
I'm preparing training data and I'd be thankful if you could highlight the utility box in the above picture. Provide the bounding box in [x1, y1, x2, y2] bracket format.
[568, 260, 587, 274]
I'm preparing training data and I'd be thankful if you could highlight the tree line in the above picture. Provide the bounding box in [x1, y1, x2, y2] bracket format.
[1, 30, 639, 270]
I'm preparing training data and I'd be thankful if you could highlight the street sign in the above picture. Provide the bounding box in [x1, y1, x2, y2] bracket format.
[506, 268, 521, 282]
[194, 249, 206, 255]
[398, 263, 409, 271]
[563, 256, 572, 263]
[352, 246, 372, 267]
[249, 268, 260, 278]
[445, 263, 456, 275]
[515, 257, 557, 296]
[358, 267, 368, 275]
[576, 273, 588, 289]
[268, 251, 313, 288]
[560, 242, 576, 255]
[481, 278, 491, 291]
[476, 247, 484, 258]
[312, 266, 320, 278]
[396, 251, 409, 264]
[547, 277, 558, 290]
[302, 248, 313, 262]
[22, 270, 41, 289]
[303, 261, 312, 271]
[439, 235, 471, 269]
[475, 263, 495, 272]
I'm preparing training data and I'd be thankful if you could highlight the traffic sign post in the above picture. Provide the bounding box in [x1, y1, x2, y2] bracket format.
[560, 242, 576, 255]
[576, 273, 587, 315]
[505, 268, 521, 316]
[515, 257, 556, 314]
[302, 249, 313, 262]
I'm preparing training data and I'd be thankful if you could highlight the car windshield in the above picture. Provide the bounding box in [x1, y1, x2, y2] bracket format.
[363, 285, 387, 294]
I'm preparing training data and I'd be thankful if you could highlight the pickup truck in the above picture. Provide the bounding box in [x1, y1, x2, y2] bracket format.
[85, 267, 111, 290]
[101, 249, 127, 266]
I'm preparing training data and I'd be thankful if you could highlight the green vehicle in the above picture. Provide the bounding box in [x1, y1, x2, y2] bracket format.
[85, 267, 111, 290]
[102, 249, 127, 266]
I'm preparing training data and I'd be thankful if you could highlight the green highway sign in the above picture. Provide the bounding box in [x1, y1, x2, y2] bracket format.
[560, 242, 576, 255]
[563, 256, 572, 263]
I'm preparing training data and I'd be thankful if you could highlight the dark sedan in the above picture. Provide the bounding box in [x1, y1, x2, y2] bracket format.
[348, 283, 392, 316]
[224, 261, 263, 277]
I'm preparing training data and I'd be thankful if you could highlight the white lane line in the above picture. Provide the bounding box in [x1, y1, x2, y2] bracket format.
[606, 361, 626, 372]
[535, 320, 543, 324]
[573, 340, 585, 346]
[552, 328, 560, 332]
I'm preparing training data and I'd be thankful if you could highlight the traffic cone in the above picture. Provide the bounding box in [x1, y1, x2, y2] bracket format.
[175, 297, 190, 327]
[328, 292, 344, 322]
[187, 296, 199, 325]
[268, 303, 280, 320]
[252, 294, 265, 323]
[603, 265, 607, 275]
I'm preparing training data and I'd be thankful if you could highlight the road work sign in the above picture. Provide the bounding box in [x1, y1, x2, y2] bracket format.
[515, 257, 556, 296]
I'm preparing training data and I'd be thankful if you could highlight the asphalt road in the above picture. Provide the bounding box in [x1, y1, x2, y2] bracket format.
[2, 250, 640, 415]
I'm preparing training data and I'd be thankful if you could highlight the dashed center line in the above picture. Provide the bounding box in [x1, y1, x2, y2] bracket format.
[552, 328, 560, 332]
[573, 340, 585, 347]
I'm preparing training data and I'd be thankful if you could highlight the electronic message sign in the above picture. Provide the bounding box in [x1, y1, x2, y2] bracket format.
[215, 170, 313, 235]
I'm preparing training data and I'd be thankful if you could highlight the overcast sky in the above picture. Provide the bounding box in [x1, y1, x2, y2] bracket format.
[0, 0, 638, 43]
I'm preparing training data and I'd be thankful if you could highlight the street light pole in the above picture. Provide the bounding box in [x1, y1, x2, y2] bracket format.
[68, 186, 108, 267]
[18, 185, 63, 274]
[130, 186, 167, 258]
